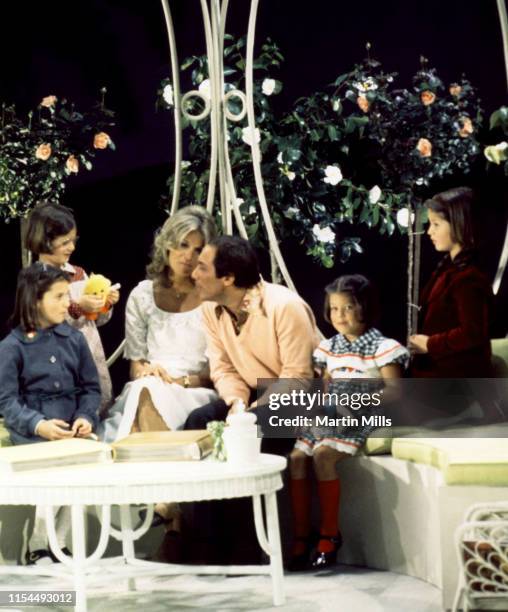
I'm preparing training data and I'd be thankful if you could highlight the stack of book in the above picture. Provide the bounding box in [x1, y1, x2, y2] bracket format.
[112, 430, 213, 462]
[0, 438, 113, 472]
[0, 431, 213, 472]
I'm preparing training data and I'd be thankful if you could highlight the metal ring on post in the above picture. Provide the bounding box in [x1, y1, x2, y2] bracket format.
[224, 89, 247, 122]
[181, 90, 212, 122]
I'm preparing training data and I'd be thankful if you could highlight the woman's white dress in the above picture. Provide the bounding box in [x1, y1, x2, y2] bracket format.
[98, 280, 218, 443]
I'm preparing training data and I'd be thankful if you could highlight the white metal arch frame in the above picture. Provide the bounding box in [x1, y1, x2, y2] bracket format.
[159, 0, 296, 291]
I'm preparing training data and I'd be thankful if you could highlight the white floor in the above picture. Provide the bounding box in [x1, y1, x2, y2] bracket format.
[0, 564, 441, 612]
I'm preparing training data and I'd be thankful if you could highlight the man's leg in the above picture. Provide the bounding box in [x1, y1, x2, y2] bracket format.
[183, 399, 228, 430]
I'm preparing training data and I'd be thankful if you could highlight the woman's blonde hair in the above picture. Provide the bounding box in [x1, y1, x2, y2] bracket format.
[146, 205, 217, 286]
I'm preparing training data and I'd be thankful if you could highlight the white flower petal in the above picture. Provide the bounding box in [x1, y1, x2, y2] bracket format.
[241, 127, 261, 146]
[312, 224, 336, 244]
[368, 185, 381, 204]
[323, 165, 343, 186]
[262, 78, 276, 96]
[163, 84, 174, 106]
[396, 207, 415, 228]
[198, 79, 211, 100]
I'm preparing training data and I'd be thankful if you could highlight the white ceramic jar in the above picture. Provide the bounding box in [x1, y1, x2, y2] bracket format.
[223, 402, 261, 464]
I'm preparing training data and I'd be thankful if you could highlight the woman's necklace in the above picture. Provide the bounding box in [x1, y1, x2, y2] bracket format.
[172, 285, 192, 299]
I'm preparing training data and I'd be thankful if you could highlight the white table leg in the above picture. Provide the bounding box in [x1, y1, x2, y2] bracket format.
[119, 505, 137, 591]
[71, 504, 87, 612]
[264, 492, 285, 606]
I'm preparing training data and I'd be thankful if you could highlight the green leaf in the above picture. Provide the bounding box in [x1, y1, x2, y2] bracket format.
[327, 125, 338, 141]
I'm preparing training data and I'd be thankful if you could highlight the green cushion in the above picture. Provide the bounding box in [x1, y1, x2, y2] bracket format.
[392, 437, 508, 485]
[364, 426, 434, 456]
[0, 419, 12, 448]
[491, 338, 508, 377]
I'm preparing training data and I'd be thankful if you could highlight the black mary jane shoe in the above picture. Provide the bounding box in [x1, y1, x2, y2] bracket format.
[310, 533, 343, 570]
[138, 507, 167, 529]
[286, 536, 315, 572]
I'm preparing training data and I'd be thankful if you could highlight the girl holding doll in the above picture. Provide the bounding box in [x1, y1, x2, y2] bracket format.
[25, 202, 119, 415]
[288, 274, 409, 571]
[0, 263, 101, 564]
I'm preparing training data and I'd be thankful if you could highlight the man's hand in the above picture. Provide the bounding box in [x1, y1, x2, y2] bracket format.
[36, 419, 74, 441]
[72, 418, 92, 438]
[408, 334, 429, 354]
[225, 396, 248, 415]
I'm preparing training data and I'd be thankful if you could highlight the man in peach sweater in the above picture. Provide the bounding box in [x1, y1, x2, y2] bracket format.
[184, 234, 319, 431]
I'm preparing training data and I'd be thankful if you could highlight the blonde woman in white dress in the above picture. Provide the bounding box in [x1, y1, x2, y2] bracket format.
[99, 206, 218, 442]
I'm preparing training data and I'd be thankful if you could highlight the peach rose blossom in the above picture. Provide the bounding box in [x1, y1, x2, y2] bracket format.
[420, 91, 436, 106]
[416, 138, 432, 157]
[40, 95, 57, 108]
[458, 117, 474, 138]
[66, 155, 79, 174]
[35, 143, 52, 161]
[93, 132, 111, 149]
[357, 95, 369, 113]
[449, 84, 462, 97]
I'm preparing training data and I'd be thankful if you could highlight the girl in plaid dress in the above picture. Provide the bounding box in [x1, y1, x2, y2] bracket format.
[288, 275, 408, 571]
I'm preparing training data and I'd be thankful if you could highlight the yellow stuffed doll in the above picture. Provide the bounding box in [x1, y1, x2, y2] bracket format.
[82, 274, 113, 321]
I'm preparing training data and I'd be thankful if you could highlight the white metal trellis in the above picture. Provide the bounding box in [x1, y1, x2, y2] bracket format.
[493, 0, 508, 296]
[158, 0, 297, 291]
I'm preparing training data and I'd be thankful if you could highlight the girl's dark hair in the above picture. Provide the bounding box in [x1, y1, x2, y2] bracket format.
[11, 263, 71, 332]
[424, 187, 475, 249]
[324, 274, 379, 328]
[25, 201, 76, 256]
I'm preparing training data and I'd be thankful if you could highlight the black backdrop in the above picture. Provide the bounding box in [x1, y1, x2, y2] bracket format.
[1, 1, 507, 393]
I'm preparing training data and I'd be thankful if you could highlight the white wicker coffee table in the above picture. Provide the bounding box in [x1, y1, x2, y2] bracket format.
[0, 454, 287, 611]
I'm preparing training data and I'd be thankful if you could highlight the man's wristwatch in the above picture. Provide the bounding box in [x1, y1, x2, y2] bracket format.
[183, 375, 191, 388]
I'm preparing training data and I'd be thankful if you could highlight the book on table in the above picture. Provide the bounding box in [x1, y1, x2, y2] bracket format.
[112, 430, 213, 462]
[0, 438, 113, 473]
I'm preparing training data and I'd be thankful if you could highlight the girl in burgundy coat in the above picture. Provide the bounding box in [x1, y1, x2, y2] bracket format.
[409, 187, 492, 378]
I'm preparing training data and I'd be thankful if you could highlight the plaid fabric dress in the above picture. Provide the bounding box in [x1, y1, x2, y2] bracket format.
[295, 328, 409, 456]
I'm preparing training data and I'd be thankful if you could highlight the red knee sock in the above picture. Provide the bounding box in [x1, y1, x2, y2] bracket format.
[317, 479, 341, 553]
[290, 477, 311, 555]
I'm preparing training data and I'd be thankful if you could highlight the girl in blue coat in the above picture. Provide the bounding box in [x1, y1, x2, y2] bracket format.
[0, 263, 101, 564]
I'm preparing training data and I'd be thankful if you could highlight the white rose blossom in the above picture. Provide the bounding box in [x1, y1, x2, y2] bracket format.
[353, 78, 378, 92]
[198, 79, 211, 100]
[323, 165, 343, 186]
[262, 78, 276, 96]
[484, 142, 508, 165]
[181, 160, 191, 169]
[162, 84, 174, 106]
[241, 127, 261, 146]
[286, 171, 296, 181]
[396, 207, 415, 228]
[368, 185, 382, 204]
[312, 224, 336, 244]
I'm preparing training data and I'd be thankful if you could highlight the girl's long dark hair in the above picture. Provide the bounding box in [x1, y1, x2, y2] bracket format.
[11, 263, 71, 332]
